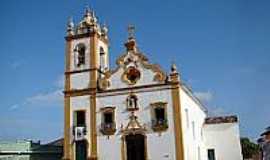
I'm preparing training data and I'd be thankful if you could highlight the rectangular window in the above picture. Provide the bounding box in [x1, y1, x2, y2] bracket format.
[155, 107, 165, 121]
[100, 107, 116, 135]
[104, 112, 113, 124]
[185, 108, 189, 128]
[201, 128, 204, 140]
[208, 149, 216, 160]
[78, 47, 85, 66]
[76, 111, 86, 126]
[100, 54, 105, 70]
[192, 121, 196, 140]
[150, 102, 168, 132]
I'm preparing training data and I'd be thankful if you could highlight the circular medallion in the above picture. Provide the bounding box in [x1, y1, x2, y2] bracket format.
[123, 66, 141, 85]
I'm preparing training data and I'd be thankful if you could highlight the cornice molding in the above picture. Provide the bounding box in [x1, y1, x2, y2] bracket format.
[65, 68, 99, 75]
[65, 32, 109, 44]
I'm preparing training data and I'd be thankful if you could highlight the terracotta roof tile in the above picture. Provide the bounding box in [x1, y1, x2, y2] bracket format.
[205, 115, 238, 124]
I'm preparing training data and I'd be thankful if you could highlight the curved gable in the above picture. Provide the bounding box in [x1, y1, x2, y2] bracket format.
[98, 50, 167, 90]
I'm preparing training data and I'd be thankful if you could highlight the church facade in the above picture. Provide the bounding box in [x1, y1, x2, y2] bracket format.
[63, 8, 243, 160]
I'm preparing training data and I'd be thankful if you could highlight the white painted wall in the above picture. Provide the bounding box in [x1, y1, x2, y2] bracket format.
[204, 122, 243, 160]
[96, 87, 176, 160]
[70, 72, 89, 90]
[180, 87, 207, 160]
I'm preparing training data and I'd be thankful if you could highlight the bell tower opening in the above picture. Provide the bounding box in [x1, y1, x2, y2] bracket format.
[99, 47, 105, 69]
[126, 134, 146, 160]
[76, 44, 86, 67]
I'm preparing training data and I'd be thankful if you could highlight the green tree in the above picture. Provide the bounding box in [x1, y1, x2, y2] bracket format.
[241, 137, 260, 159]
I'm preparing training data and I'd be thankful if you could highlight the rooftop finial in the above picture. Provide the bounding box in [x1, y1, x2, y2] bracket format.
[171, 62, 178, 73]
[125, 24, 137, 51]
[170, 62, 180, 82]
[101, 22, 108, 36]
[84, 5, 91, 17]
[67, 17, 74, 27]
[128, 24, 135, 39]
[66, 17, 74, 36]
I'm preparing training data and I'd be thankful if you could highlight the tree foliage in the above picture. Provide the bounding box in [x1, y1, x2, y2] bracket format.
[241, 137, 260, 159]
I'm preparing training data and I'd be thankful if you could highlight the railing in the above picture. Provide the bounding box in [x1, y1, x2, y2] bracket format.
[152, 119, 168, 132]
[100, 122, 116, 135]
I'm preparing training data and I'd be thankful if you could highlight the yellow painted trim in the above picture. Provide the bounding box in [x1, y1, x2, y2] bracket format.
[144, 136, 148, 160]
[64, 39, 72, 160]
[121, 137, 125, 160]
[170, 73, 185, 160]
[64, 83, 173, 97]
[64, 97, 71, 159]
[89, 33, 98, 160]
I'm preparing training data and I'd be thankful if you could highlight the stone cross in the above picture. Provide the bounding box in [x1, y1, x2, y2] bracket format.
[128, 24, 135, 39]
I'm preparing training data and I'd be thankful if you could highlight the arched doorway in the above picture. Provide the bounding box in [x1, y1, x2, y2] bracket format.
[75, 140, 87, 160]
[125, 134, 146, 160]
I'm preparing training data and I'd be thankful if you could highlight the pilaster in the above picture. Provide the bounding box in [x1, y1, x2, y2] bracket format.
[63, 39, 72, 160]
[89, 32, 98, 160]
[170, 70, 185, 160]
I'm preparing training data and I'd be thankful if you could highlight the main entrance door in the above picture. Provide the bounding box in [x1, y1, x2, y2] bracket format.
[126, 134, 146, 160]
[75, 140, 87, 160]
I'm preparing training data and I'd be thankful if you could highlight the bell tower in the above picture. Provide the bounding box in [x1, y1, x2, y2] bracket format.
[63, 7, 109, 160]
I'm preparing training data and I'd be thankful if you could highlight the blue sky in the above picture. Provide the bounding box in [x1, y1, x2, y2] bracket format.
[0, 0, 269, 142]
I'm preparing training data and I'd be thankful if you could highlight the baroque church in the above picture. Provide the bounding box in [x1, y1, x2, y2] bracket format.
[63, 8, 243, 160]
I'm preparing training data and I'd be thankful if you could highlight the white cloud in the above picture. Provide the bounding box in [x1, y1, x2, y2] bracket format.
[54, 75, 64, 89]
[194, 91, 213, 103]
[25, 89, 63, 106]
[208, 106, 227, 116]
[9, 104, 19, 110]
[9, 75, 64, 110]
[25, 74, 64, 106]
[193, 90, 229, 116]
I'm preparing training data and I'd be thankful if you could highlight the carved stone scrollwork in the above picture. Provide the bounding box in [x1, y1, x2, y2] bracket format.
[120, 112, 146, 136]
[98, 78, 110, 90]
[122, 66, 141, 85]
[100, 50, 166, 87]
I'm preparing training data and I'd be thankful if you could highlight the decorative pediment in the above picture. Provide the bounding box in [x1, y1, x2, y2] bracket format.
[98, 49, 166, 90]
[120, 112, 146, 135]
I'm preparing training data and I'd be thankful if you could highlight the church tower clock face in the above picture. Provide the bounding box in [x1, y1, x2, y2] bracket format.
[123, 66, 141, 85]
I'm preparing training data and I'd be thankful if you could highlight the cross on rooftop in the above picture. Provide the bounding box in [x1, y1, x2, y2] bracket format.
[128, 24, 135, 39]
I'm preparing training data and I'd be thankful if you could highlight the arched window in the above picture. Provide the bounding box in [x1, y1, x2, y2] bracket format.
[75, 44, 86, 67]
[99, 47, 106, 70]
